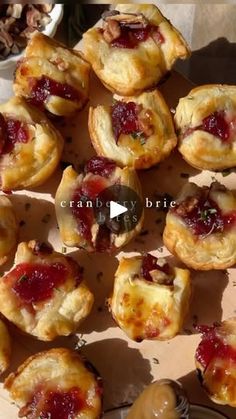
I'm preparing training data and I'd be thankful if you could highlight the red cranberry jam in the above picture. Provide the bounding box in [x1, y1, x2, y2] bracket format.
[183, 111, 230, 142]
[0, 114, 29, 155]
[71, 157, 116, 248]
[112, 101, 141, 141]
[85, 156, 116, 178]
[141, 253, 170, 282]
[202, 111, 229, 141]
[29, 76, 81, 108]
[20, 387, 84, 419]
[196, 324, 236, 370]
[174, 193, 236, 236]
[111, 24, 164, 49]
[12, 262, 68, 304]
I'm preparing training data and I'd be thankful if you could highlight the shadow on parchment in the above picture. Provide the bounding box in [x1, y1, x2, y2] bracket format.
[177, 37, 236, 85]
[81, 338, 152, 410]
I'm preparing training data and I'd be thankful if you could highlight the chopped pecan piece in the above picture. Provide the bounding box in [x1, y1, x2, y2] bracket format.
[138, 109, 154, 137]
[103, 19, 121, 43]
[175, 196, 199, 217]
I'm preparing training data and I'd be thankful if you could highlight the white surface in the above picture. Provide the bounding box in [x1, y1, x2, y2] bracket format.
[0, 4, 64, 71]
[103, 404, 229, 419]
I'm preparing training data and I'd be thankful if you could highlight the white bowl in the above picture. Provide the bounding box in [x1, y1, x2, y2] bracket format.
[0, 4, 64, 71]
[103, 404, 229, 419]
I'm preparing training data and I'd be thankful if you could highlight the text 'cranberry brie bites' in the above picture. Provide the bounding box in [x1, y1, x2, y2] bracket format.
[14, 32, 90, 117]
[109, 253, 191, 341]
[0, 195, 18, 265]
[55, 156, 144, 252]
[163, 182, 236, 270]
[175, 85, 236, 171]
[195, 318, 236, 407]
[89, 90, 177, 169]
[5, 348, 102, 419]
[0, 319, 11, 375]
[0, 97, 63, 191]
[83, 4, 190, 96]
[0, 241, 94, 341]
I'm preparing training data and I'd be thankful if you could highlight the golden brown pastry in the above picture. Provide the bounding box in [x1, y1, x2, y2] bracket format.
[0, 240, 94, 341]
[83, 4, 190, 96]
[55, 156, 144, 252]
[195, 318, 236, 407]
[89, 90, 177, 169]
[5, 348, 102, 419]
[163, 181, 236, 270]
[109, 253, 191, 341]
[0, 96, 63, 191]
[0, 319, 11, 375]
[175, 85, 236, 170]
[14, 32, 90, 117]
[0, 195, 18, 265]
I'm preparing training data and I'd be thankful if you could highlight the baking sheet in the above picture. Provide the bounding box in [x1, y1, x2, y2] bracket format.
[0, 16, 236, 419]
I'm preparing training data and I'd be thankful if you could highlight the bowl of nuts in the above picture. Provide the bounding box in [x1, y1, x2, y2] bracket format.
[0, 4, 63, 71]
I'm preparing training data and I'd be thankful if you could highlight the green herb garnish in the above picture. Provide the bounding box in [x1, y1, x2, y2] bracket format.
[131, 131, 146, 145]
[200, 208, 217, 221]
[19, 274, 28, 283]
[62, 247, 67, 254]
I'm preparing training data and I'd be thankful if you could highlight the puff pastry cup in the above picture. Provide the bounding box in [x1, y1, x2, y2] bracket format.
[89, 90, 177, 169]
[195, 318, 236, 407]
[0, 195, 18, 265]
[55, 156, 144, 252]
[83, 4, 190, 96]
[0, 240, 94, 341]
[109, 253, 191, 341]
[0, 97, 63, 191]
[175, 84, 236, 171]
[14, 32, 90, 117]
[4, 348, 102, 419]
[0, 319, 11, 375]
[163, 181, 236, 270]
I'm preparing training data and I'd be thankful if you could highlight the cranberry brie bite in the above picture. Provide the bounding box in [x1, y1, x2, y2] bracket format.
[176, 85, 236, 170]
[55, 156, 144, 252]
[195, 318, 236, 407]
[89, 90, 177, 169]
[163, 182, 236, 270]
[0, 195, 18, 265]
[0, 319, 11, 375]
[0, 97, 63, 191]
[0, 241, 94, 341]
[14, 32, 90, 117]
[5, 348, 102, 419]
[109, 253, 191, 341]
[83, 4, 190, 96]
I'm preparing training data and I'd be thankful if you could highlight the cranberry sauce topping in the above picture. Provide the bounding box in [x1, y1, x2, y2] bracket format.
[196, 324, 236, 370]
[20, 387, 85, 419]
[202, 111, 229, 141]
[174, 193, 236, 236]
[0, 113, 29, 155]
[12, 262, 68, 304]
[85, 156, 116, 178]
[141, 253, 170, 282]
[112, 101, 141, 141]
[111, 24, 164, 49]
[182, 111, 230, 142]
[29, 76, 81, 108]
[72, 176, 109, 245]
[71, 157, 116, 248]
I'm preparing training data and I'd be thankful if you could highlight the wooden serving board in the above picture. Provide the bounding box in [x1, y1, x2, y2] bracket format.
[0, 39, 235, 419]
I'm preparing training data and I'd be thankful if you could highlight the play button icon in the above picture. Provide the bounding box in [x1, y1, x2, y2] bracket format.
[110, 201, 128, 219]
[94, 184, 143, 234]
